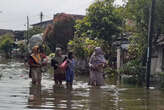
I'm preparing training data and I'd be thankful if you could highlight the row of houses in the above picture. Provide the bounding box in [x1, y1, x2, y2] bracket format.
[0, 13, 84, 41]
[116, 33, 164, 75]
[0, 29, 25, 41]
[32, 13, 84, 29]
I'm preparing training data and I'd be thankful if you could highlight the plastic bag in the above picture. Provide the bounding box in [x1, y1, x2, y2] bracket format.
[59, 60, 68, 71]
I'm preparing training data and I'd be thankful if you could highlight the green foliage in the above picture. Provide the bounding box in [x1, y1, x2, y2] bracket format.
[125, 0, 151, 32]
[68, 37, 104, 59]
[120, 59, 146, 85]
[68, 37, 112, 59]
[75, 0, 123, 43]
[120, 59, 142, 74]
[0, 33, 14, 57]
[128, 33, 147, 60]
[119, 0, 164, 85]
[126, 0, 164, 34]
[156, 0, 164, 33]
[104, 66, 117, 79]
[123, 0, 151, 64]
[125, 0, 164, 61]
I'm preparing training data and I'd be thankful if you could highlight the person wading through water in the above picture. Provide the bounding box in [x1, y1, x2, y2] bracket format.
[51, 48, 66, 85]
[66, 52, 75, 88]
[89, 47, 107, 86]
[28, 46, 43, 85]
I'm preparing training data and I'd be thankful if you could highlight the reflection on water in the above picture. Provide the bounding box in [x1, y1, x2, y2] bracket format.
[0, 58, 164, 110]
[28, 85, 42, 109]
[89, 87, 102, 110]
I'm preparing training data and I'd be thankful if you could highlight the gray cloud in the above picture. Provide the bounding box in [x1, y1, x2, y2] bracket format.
[0, 0, 122, 30]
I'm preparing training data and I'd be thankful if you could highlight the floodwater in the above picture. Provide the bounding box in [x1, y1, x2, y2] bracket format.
[0, 59, 164, 110]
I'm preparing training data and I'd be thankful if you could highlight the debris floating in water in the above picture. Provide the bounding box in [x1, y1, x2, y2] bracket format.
[149, 87, 155, 90]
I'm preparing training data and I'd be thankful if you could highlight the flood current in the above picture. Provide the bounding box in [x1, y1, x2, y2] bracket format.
[0, 58, 164, 110]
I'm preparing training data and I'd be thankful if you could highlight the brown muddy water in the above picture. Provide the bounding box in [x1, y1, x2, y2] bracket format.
[0, 59, 164, 110]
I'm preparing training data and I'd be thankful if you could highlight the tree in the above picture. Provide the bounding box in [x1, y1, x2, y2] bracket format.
[124, 0, 164, 62]
[45, 13, 75, 52]
[0, 33, 14, 58]
[155, 0, 164, 33]
[75, 0, 123, 44]
[125, 0, 151, 32]
[125, 0, 164, 37]
[119, 0, 164, 80]
[68, 37, 105, 59]
[122, 0, 151, 64]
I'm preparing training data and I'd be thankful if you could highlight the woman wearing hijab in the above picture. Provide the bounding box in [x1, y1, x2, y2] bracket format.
[28, 45, 42, 85]
[51, 48, 66, 85]
[66, 52, 75, 88]
[89, 47, 107, 86]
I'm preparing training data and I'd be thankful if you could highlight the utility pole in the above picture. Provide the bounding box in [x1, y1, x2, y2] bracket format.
[25, 16, 30, 57]
[26, 16, 29, 44]
[146, 0, 156, 89]
[40, 12, 43, 23]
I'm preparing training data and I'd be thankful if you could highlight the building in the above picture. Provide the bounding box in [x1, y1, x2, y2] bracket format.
[0, 29, 25, 41]
[115, 33, 130, 71]
[0, 29, 13, 36]
[151, 34, 164, 74]
[14, 30, 25, 40]
[31, 13, 84, 29]
[31, 20, 53, 29]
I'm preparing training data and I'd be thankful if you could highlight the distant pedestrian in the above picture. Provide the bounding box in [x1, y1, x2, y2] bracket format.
[66, 52, 75, 88]
[89, 47, 107, 86]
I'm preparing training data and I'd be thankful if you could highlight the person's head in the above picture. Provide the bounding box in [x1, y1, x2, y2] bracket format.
[39, 45, 44, 53]
[94, 47, 104, 55]
[55, 48, 62, 56]
[68, 52, 74, 59]
[32, 45, 39, 54]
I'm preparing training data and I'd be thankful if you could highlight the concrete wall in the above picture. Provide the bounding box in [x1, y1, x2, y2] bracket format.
[151, 47, 163, 74]
[117, 47, 123, 71]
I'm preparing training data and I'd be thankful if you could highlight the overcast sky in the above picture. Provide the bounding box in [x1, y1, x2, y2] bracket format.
[0, 0, 123, 30]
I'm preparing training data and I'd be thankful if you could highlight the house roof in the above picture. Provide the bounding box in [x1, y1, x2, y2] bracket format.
[31, 13, 85, 27]
[0, 29, 13, 35]
[31, 20, 53, 26]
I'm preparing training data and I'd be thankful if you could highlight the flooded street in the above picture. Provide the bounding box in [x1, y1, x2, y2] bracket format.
[0, 59, 164, 110]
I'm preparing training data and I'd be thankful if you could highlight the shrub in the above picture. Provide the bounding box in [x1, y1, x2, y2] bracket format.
[120, 59, 146, 85]
[0, 33, 14, 58]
